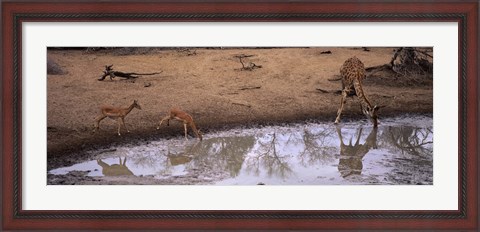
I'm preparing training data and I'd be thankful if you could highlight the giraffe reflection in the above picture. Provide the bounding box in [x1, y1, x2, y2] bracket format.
[336, 126, 378, 178]
[97, 157, 134, 176]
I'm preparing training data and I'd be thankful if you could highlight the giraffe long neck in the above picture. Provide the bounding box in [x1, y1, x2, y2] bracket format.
[365, 127, 378, 149]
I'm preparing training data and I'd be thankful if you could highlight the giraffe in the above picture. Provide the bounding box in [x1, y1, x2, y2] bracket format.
[336, 126, 378, 178]
[334, 56, 381, 127]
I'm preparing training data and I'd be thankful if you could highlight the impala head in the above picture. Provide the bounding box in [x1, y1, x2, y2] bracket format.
[367, 105, 382, 127]
[197, 129, 203, 141]
[133, 100, 142, 110]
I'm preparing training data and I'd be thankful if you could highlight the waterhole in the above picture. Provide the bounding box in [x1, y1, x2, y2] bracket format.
[49, 115, 433, 185]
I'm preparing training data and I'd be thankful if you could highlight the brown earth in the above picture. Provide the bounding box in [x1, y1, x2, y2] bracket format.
[47, 47, 432, 169]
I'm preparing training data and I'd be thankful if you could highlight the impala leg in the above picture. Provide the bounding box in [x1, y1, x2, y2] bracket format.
[157, 116, 170, 130]
[116, 118, 122, 136]
[93, 115, 107, 132]
[184, 123, 188, 140]
[121, 117, 130, 133]
[334, 90, 348, 124]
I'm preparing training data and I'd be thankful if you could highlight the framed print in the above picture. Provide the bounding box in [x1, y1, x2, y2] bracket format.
[2, 0, 478, 230]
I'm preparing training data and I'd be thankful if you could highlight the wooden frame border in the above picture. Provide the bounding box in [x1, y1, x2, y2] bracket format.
[2, 1, 478, 230]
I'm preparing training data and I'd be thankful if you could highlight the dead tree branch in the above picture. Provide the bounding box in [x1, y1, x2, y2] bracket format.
[98, 65, 162, 81]
[316, 88, 342, 95]
[239, 86, 261, 90]
[390, 47, 433, 76]
[234, 54, 262, 71]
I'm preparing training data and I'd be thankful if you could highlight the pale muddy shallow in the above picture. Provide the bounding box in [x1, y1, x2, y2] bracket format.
[48, 115, 433, 185]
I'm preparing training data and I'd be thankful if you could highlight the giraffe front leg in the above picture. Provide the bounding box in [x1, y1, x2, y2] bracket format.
[335, 125, 344, 144]
[355, 127, 363, 145]
[334, 90, 348, 124]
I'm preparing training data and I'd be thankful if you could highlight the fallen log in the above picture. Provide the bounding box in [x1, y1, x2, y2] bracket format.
[316, 88, 342, 94]
[98, 65, 162, 81]
[239, 86, 261, 90]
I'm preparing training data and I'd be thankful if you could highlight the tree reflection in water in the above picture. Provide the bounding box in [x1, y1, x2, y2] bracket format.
[382, 126, 433, 157]
[298, 127, 337, 166]
[126, 124, 431, 183]
[380, 126, 433, 184]
[189, 136, 255, 177]
[72, 117, 433, 184]
[244, 132, 293, 179]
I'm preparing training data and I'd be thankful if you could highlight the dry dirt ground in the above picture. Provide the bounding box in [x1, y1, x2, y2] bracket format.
[47, 47, 432, 169]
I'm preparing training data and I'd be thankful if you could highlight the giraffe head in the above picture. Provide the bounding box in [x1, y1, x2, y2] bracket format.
[367, 105, 382, 127]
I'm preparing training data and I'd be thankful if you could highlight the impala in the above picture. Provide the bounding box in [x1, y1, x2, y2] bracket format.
[93, 100, 142, 136]
[97, 157, 134, 176]
[157, 107, 203, 140]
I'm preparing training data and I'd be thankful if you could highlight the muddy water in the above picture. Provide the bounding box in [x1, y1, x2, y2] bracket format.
[48, 115, 433, 185]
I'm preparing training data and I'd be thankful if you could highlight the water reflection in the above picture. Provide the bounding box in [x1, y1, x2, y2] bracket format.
[246, 133, 293, 179]
[49, 116, 434, 185]
[97, 157, 134, 176]
[383, 127, 433, 157]
[336, 127, 377, 178]
[165, 143, 199, 166]
[299, 128, 336, 166]
[189, 136, 254, 177]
